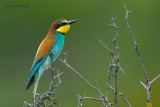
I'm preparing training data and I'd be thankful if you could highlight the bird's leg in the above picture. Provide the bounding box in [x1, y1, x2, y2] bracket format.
[49, 50, 54, 77]
[49, 51, 54, 58]
[49, 50, 54, 69]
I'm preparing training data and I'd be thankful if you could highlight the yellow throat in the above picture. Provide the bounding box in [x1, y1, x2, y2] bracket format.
[56, 19, 70, 34]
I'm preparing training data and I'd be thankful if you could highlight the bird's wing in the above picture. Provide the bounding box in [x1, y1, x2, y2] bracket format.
[25, 34, 57, 88]
[32, 34, 57, 69]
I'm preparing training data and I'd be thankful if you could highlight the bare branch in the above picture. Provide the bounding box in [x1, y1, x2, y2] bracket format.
[75, 90, 106, 107]
[101, 17, 122, 107]
[59, 58, 97, 93]
[140, 81, 146, 89]
[109, 17, 119, 107]
[119, 92, 132, 107]
[99, 40, 112, 54]
[95, 80, 100, 91]
[53, 72, 64, 80]
[150, 75, 160, 84]
[124, 3, 160, 105]
[75, 91, 83, 107]
[83, 97, 104, 102]
[24, 101, 32, 107]
[124, 3, 149, 83]
[106, 83, 115, 92]
[118, 63, 126, 76]
[105, 83, 132, 107]
[106, 35, 115, 98]
[107, 71, 116, 77]
[54, 70, 63, 88]
[60, 53, 112, 107]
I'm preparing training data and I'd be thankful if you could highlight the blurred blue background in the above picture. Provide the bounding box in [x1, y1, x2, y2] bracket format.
[0, 0, 160, 106]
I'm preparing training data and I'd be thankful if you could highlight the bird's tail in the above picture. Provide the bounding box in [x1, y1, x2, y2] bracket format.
[33, 81, 38, 102]
[25, 57, 45, 90]
[33, 65, 45, 102]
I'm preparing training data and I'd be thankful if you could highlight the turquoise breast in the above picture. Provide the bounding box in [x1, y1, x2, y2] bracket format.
[51, 32, 65, 62]
[43, 32, 65, 69]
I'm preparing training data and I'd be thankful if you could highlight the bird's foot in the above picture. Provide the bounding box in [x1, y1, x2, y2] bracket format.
[49, 51, 54, 57]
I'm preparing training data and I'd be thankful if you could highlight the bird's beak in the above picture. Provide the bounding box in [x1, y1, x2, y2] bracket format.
[67, 20, 78, 25]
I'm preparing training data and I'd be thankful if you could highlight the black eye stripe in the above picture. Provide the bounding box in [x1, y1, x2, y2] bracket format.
[55, 22, 67, 29]
[63, 22, 67, 25]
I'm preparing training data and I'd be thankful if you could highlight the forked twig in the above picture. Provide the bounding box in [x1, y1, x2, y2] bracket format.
[124, 3, 160, 105]
[60, 52, 112, 107]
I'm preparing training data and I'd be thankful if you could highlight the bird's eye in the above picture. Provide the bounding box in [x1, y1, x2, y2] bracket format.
[60, 23, 63, 26]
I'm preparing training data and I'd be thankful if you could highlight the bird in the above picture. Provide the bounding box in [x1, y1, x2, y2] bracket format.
[24, 19, 78, 101]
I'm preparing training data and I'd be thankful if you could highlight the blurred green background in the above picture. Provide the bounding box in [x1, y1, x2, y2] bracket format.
[0, 0, 160, 106]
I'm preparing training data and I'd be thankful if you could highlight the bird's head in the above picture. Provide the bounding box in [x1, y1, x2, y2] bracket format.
[48, 19, 78, 36]
[55, 19, 78, 34]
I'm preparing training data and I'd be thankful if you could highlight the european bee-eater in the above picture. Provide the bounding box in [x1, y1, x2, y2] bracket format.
[24, 19, 78, 101]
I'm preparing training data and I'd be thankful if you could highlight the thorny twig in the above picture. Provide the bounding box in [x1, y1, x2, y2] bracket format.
[99, 37, 115, 100]
[75, 90, 105, 107]
[59, 52, 112, 107]
[106, 83, 132, 107]
[110, 17, 119, 107]
[106, 83, 115, 92]
[124, 3, 160, 105]
[119, 92, 132, 107]
[101, 17, 121, 107]
[100, 17, 132, 107]
[75, 91, 83, 107]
